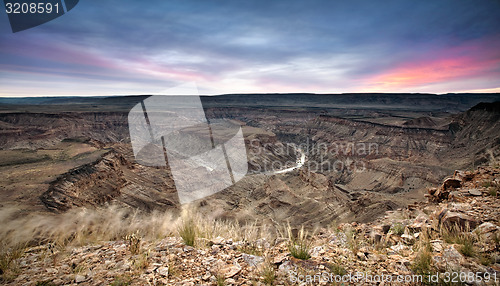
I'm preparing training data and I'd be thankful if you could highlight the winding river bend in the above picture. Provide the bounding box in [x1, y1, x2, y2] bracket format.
[264, 146, 306, 175]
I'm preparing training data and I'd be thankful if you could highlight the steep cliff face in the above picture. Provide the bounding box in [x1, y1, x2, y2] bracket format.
[40, 151, 129, 212]
[40, 150, 179, 212]
[441, 101, 500, 168]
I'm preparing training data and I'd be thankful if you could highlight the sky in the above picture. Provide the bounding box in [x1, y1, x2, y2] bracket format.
[0, 0, 500, 97]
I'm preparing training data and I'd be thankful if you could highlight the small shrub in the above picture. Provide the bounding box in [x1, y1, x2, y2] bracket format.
[178, 218, 197, 247]
[287, 225, 312, 260]
[390, 222, 405, 236]
[125, 231, 141, 255]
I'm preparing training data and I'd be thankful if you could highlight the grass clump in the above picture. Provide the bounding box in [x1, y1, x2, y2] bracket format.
[259, 261, 276, 285]
[345, 228, 360, 255]
[329, 261, 347, 276]
[0, 243, 25, 282]
[178, 218, 197, 247]
[390, 222, 405, 236]
[412, 248, 433, 277]
[110, 274, 132, 286]
[456, 234, 475, 257]
[125, 231, 141, 255]
[440, 224, 476, 257]
[216, 274, 226, 286]
[132, 250, 150, 271]
[287, 225, 312, 260]
[411, 229, 433, 283]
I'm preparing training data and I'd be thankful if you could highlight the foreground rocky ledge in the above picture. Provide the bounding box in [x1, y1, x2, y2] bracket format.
[1, 167, 499, 286]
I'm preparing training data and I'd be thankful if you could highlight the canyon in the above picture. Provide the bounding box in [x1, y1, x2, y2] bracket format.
[0, 93, 499, 230]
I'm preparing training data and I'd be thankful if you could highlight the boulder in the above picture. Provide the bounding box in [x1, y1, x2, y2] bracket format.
[157, 266, 169, 277]
[221, 264, 241, 278]
[440, 210, 477, 230]
[442, 178, 461, 190]
[381, 224, 391, 234]
[433, 246, 464, 271]
[242, 254, 264, 268]
[475, 222, 500, 243]
[468, 189, 482, 196]
[453, 170, 474, 182]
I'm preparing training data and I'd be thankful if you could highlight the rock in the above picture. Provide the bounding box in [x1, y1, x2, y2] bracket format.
[242, 254, 264, 267]
[75, 274, 87, 283]
[433, 246, 464, 271]
[475, 222, 500, 243]
[430, 240, 444, 252]
[443, 178, 461, 190]
[221, 264, 241, 278]
[468, 189, 482, 196]
[381, 224, 391, 234]
[310, 246, 325, 258]
[454, 170, 474, 182]
[273, 253, 288, 265]
[278, 260, 293, 273]
[211, 236, 225, 245]
[157, 266, 169, 277]
[441, 211, 477, 229]
[356, 252, 367, 261]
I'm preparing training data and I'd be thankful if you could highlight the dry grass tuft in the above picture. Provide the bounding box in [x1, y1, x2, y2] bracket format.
[259, 260, 276, 285]
[286, 224, 312, 260]
[178, 217, 197, 247]
[0, 242, 25, 282]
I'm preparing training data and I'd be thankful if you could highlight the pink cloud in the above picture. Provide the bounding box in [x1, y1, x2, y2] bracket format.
[361, 36, 500, 92]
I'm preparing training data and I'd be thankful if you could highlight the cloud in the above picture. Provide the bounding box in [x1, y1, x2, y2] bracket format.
[0, 0, 499, 96]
